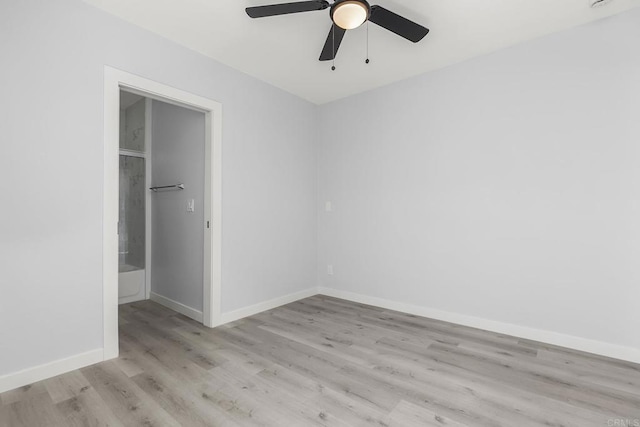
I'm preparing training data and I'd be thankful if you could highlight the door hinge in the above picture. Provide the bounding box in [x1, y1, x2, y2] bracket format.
[207, 221, 210, 229]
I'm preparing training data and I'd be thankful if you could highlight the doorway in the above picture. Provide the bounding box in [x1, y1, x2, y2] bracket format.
[104, 67, 222, 360]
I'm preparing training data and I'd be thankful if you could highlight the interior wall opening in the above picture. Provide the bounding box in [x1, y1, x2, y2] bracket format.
[117, 89, 207, 320]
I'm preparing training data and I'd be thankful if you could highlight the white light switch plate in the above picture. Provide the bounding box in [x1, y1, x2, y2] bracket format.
[187, 199, 195, 212]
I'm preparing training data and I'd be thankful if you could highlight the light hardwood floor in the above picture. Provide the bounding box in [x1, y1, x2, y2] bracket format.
[1, 295, 639, 426]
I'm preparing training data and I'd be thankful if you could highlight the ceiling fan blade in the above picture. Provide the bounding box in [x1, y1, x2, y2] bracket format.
[319, 24, 346, 61]
[246, 0, 329, 18]
[369, 5, 429, 43]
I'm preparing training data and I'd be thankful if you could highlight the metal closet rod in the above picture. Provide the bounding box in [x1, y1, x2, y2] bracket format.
[150, 184, 185, 192]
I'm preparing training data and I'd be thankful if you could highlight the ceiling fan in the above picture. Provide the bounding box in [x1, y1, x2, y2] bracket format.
[245, 0, 429, 62]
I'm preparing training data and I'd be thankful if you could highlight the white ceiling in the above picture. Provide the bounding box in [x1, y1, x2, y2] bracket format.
[84, 0, 640, 104]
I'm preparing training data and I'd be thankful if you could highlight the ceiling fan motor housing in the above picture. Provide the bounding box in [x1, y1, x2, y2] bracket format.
[330, 0, 371, 30]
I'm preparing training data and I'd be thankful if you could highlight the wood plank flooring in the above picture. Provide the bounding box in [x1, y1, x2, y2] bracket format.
[1, 295, 639, 426]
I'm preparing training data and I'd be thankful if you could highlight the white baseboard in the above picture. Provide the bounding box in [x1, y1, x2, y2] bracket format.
[4, 286, 637, 396]
[118, 294, 146, 305]
[0, 349, 104, 394]
[220, 287, 318, 325]
[0, 289, 312, 395]
[150, 292, 203, 323]
[317, 287, 640, 365]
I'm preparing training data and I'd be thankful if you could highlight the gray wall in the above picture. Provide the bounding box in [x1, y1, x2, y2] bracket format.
[151, 101, 205, 311]
[0, 0, 317, 376]
[318, 10, 640, 350]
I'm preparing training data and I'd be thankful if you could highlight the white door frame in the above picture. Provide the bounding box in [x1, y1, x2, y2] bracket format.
[103, 66, 222, 360]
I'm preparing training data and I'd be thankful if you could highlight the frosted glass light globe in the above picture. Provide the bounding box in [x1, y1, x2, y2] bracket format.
[332, 1, 368, 30]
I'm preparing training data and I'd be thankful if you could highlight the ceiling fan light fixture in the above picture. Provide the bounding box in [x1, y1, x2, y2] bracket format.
[331, 0, 370, 30]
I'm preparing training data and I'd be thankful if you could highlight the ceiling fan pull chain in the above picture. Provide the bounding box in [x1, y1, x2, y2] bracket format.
[331, 25, 336, 71]
[365, 20, 370, 64]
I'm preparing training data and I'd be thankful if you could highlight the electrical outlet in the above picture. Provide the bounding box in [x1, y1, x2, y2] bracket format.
[325, 201, 333, 212]
[327, 265, 334, 275]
